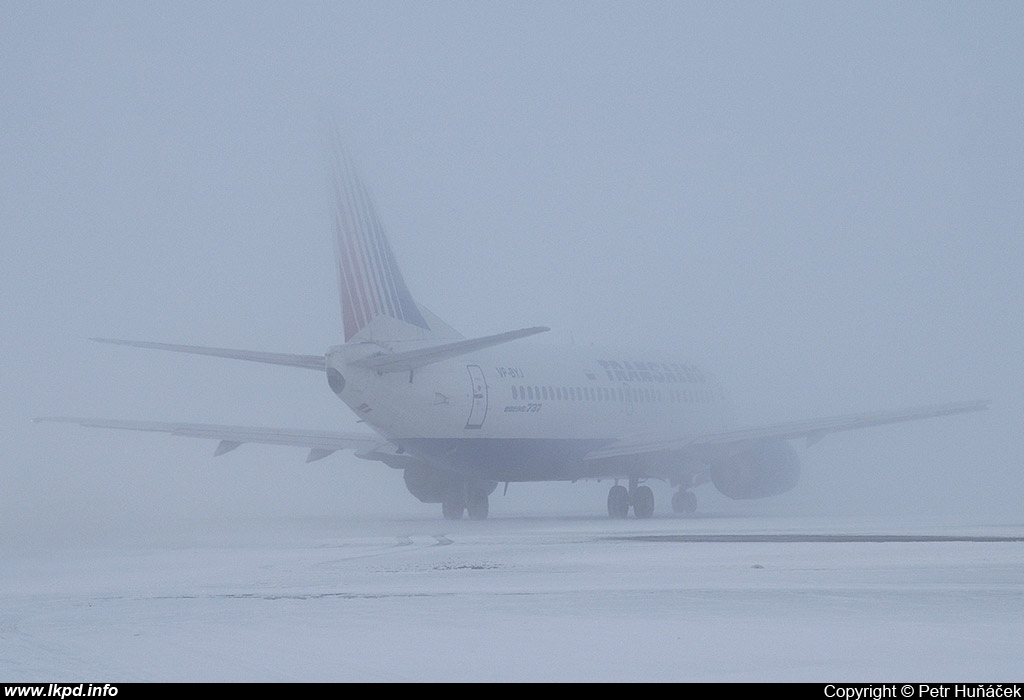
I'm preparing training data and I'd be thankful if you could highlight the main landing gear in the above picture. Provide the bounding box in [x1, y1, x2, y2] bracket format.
[670, 488, 698, 515]
[607, 478, 655, 519]
[607, 480, 700, 518]
[442, 481, 490, 521]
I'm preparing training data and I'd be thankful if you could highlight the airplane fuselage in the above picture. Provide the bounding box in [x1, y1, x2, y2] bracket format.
[327, 341, 732, 483]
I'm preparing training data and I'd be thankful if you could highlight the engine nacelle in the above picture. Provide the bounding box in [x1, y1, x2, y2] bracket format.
[403, 465, 457, 503]
[709, 439, 801, 500]
[403, 465, 497, 504]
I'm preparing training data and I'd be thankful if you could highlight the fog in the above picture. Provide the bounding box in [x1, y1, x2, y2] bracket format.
[3, 2, 1022, 549]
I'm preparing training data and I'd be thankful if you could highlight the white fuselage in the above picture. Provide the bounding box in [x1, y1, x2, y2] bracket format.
[327, 341, 732, 482]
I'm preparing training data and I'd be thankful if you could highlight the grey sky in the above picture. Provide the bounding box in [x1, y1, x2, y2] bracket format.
[3, 2, 1021, 541]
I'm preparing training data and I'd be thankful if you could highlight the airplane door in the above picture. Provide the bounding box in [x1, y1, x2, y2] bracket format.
[465, 365, 488, 429]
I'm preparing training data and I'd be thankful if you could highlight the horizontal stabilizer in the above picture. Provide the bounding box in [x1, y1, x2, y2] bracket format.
[350, 326, 550, 373]
[93, 338, 325, 371]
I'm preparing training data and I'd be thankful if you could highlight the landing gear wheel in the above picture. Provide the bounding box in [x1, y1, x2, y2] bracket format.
[671, 489, 698, 514]
[632, 485, 655, 519]
[466, 486, 489, 521]
[441, 492, 465, 520]
[607, 484, 630, 519]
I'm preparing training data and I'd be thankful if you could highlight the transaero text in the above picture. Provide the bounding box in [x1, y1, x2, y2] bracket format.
[596, 360, 706, 384]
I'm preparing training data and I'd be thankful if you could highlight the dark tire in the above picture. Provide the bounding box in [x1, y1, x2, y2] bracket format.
[441, 492, 465, 520]
[607, 484, 630, 519]
[671, 490, 698, 514]
[466, 486, 489, 521]
[632, 485, 655, 519]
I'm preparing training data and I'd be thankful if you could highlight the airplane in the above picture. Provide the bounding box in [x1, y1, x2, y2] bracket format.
[37, 154, 990, 520]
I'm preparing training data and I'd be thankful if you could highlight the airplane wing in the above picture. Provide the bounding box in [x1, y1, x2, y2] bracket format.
[34, 417, 382, 463]
[92, 338, 325, 371]
[584, 399, 991, 461]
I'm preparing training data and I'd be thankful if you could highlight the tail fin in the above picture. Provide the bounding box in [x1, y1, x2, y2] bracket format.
[331, 151, 457, 343]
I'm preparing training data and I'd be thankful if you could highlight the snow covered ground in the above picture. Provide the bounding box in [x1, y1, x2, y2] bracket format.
[3, 513, 1022, 682]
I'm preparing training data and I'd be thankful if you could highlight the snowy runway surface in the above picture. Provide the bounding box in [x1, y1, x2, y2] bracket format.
[3, 515, 1022, 682]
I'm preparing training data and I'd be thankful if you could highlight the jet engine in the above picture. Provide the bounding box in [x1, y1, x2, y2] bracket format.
[402, 464, 497, 504]
[709, 439, 801, 500]
[403, 464, 458, 503]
